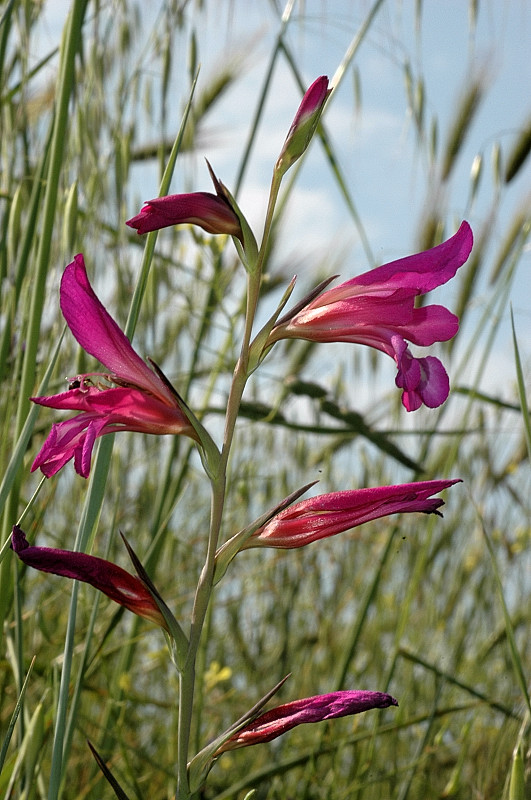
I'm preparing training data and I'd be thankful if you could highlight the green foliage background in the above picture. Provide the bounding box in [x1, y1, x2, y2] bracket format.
[0, 1, 529, 798]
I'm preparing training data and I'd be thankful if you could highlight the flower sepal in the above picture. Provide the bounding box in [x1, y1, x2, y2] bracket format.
[246, 276, 299, 374]
[120, 533, 188, 671]
[249, 274, 340, 373]
[214, 482, 317, 583]
[147, 359, 221, 480]
[188, 675, 291, 793]
[206, 162, 259, 274]
[87, 740, 133, 799]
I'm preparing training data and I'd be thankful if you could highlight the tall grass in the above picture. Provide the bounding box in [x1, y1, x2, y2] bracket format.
[1, 1, 529, 798]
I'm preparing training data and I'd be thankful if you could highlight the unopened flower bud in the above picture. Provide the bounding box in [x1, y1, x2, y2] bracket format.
[276, 76, 331, 175]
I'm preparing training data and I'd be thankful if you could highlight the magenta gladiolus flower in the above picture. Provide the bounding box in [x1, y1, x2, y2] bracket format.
[11, 526, 168, 630]
[277, 76, 331, 173]
[216, 690, 397, 752]
[268, 222, 473, 411]
[242, 479, 460, 549]
[126, 165, 243, 239]
[31, 255, 198, 478]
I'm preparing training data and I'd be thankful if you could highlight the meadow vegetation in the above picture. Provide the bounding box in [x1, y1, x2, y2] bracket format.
[0, 1, 529, 798]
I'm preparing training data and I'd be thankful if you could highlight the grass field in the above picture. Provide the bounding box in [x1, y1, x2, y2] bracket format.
[0, 2, 529, 798]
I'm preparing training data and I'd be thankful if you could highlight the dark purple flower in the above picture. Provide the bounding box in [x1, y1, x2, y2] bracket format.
[216, 690, 398, 752]
[11, 526, 168, 630]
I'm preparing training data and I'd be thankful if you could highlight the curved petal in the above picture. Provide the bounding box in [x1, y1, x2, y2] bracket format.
[406, 356, 450, 410]
[126, 192, 242, 237]
[77, 418, 101, 478]
[60, 256, 171, 402]
[31, 414, 108, 478]
[398, 304, 459, 346]
[350, 221, 473, 293]
[394, 341, 450, 411]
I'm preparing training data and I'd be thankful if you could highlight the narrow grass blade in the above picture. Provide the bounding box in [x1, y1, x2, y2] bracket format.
[2, 697, 45, 796]
[87, 740, 132, 800]
[0, 328, 65, 539]
[0, 655, 35, 772]
[508, 744, 525, 800]
[510, 309, 531, 462]
[481, 521, 531, 717]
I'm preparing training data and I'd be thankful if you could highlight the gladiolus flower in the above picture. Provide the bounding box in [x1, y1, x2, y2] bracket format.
[11, 526, 168, 630]
[242, 480, 460, 550]
[126, 164, 243, 239]
[276, 76, 331, 174]
[216, 690, 398, 752]
[31, 255, 198, 478]
[267, 222, 473, 411]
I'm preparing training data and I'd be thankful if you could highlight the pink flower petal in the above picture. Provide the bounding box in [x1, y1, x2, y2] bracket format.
[60, 256, 171, 402]
[351, 221, 473, 293]
[268, 222, 473, 411]
[218, 690, 397, 752]
[393, 339, 450, 411]
[126, 192, 242, 237]
[245, 479, 460, 549]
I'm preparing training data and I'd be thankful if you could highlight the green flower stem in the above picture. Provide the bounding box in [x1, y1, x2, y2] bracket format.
[259, 169, 283, 270]
[176, 469, 225, 798]
[176, 163, 284, 794]
[1, 2, 88, 795]
[189, 172, 281, 634]
[2, 0, 86, 728]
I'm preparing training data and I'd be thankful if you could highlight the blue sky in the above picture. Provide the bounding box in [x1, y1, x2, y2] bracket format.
[179, 1, 531, 396]
[35, 1, 531, 399]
